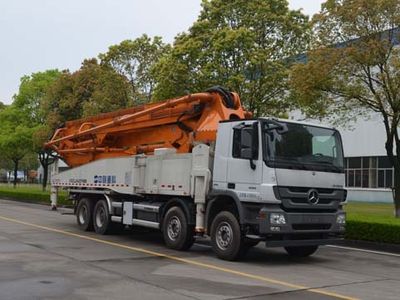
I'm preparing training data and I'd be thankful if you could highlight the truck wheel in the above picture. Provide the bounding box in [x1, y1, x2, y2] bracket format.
[285, 245, 319, 258]
[162, 207, 194, 250]
[210, 211, 245, 261]
[93, 199, 112, 235]
[76, 198, 94, 231]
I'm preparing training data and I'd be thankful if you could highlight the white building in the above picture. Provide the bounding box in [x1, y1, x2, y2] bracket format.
[338, 114, 394, 203]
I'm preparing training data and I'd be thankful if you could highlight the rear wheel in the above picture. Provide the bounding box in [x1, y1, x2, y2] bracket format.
[162, 206, 194, 250]
[210, 211, 246, 261]
[285, 245, 319, 258]
[76, 198, 94, 231]
[93, 199, 112, 235]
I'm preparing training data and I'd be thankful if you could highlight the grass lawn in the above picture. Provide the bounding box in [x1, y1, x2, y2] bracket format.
[345, 202, 400, 225]
[0, 183, 69, 206]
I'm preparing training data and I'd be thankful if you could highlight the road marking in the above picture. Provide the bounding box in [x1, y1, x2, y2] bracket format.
[327, 245, 400, 257]
[0, 215, 357, 300]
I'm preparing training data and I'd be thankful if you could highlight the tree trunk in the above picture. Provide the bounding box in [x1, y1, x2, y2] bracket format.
[13, 160, 18, 188]
[394, 167, 400, 217]
[38, 151, 54, 192]
[42, 163, 48, 192]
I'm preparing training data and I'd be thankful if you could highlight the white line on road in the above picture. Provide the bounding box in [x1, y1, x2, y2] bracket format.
[327, 245, 400, 257]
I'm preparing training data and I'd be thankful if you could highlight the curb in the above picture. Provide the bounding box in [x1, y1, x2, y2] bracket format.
[337, 239, 400, 254]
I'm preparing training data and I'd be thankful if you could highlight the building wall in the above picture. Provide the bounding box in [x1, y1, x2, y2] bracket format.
[338, 114, 395, 203]
[339, 113, 391, 157]
[347, 188, 393, 203]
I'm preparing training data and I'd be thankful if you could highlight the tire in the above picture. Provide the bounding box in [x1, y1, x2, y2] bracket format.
[93, 199, 113, 235]
[76, 198, 94, 231]
[162, 206, 194, 250]
[210, 211, 246, 261]
[285, 245, 319, 258]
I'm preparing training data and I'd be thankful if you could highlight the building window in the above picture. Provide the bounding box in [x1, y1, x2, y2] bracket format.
[345, 156, 394, 189]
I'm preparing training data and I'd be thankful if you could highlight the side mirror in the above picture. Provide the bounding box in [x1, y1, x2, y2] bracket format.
[241, 148, 252, 159]
[264, 119, 288, 134]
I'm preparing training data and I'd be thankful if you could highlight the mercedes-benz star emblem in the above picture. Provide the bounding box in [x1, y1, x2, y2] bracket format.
[307, 189, 319, 205]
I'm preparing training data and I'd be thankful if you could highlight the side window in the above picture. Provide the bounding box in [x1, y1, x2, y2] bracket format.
[232, 126, 255, 159]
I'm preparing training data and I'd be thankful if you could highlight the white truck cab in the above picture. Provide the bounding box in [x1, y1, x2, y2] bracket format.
[208, 118, 346, 255]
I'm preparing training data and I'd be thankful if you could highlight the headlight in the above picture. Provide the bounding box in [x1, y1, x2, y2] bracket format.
[336, 214, 346, 224]
[270, 213, 286, 225]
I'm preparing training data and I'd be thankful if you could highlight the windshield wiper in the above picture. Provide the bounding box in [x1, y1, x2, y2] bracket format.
[269, 159, 313, 171]
[316, 161, 343, 172]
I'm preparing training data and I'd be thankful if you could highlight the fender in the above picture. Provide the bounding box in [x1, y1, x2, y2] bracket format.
[160, 198, 196, 227]
[206, 189, 245, 228]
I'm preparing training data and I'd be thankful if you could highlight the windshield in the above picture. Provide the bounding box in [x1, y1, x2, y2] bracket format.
[263, 121, 344, 172]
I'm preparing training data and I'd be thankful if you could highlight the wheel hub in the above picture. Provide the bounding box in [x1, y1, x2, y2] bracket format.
[167, 216, 181, 241]
[216, 222, 233, 250]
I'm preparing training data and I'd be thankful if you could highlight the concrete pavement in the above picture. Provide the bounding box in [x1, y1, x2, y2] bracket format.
[0, 199, 399, 300]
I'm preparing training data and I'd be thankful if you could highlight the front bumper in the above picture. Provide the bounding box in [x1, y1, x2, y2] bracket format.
[257, 208, 345, 247]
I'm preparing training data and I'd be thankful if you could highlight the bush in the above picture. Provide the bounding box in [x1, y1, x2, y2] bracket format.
[346, 219, 400, 244]
[0, 185, 69, 206]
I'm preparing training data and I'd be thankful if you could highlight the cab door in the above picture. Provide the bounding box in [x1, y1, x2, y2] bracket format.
[226, 122, 263, 203]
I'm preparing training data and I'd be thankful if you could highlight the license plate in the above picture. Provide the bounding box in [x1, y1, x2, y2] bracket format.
[302, 216, 322, 223]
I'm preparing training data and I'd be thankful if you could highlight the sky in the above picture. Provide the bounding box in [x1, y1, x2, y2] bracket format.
[0, 0, 325, 104]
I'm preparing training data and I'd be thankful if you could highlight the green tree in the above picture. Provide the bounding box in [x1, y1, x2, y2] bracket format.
[290, 0, 400, 216]
[13, 70, 61, 123]
[0, 106, 35, 187]
[43, 58, 131, 130]
[13, 70, 62, 190]
[41, 59, 132, 183]
[154, 0, 310, 116]
[99, 34, 170, 105]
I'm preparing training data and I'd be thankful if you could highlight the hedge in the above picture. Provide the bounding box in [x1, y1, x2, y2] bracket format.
[345, 219, 400, 244]
[0, 188, 69, 206]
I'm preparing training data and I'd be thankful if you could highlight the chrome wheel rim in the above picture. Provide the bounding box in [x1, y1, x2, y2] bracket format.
[216, 222, 233, 250]
[167, 216, 181, 241]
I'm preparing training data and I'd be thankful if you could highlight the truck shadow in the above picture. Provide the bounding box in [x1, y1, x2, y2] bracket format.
[115, 227, 333, 266]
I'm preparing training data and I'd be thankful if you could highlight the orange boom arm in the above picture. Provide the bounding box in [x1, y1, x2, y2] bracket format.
[45, 87, 251, 167]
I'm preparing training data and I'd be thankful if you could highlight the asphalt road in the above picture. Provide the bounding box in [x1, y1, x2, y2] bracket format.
[0, 199, 399, 300]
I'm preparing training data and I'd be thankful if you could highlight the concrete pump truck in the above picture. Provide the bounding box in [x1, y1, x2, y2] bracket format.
[46, 87, 346, 261]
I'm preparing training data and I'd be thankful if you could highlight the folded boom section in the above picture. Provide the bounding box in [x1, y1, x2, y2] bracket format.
[45, 87, 250, 167]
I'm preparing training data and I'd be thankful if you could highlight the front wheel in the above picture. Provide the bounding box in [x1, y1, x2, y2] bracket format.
[285, 245, 319, 258]
[210, 211, 246, 261]
[162, 206, 194, 250]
